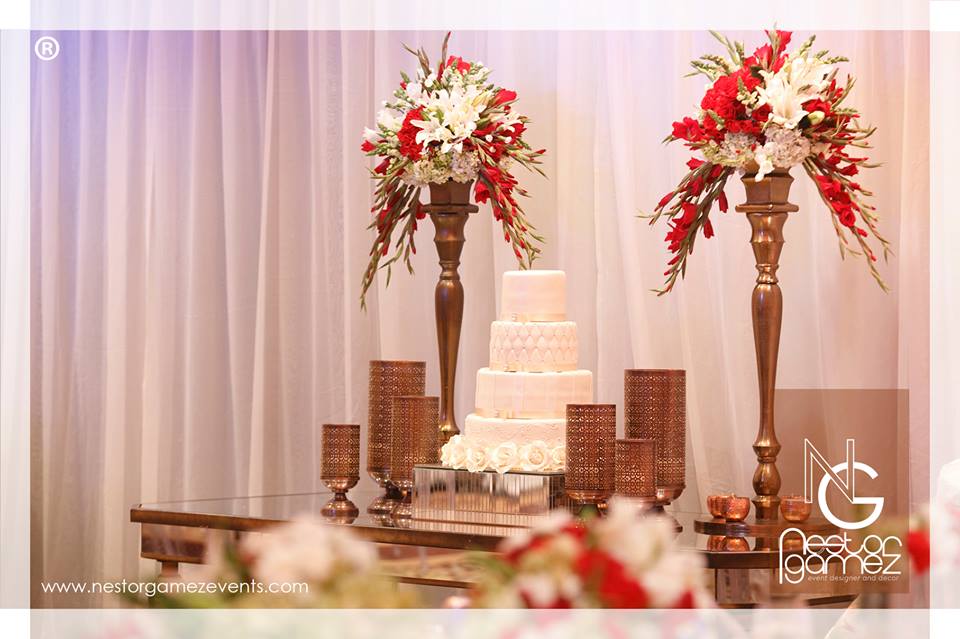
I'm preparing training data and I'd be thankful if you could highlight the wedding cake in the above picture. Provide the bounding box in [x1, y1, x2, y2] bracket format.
[440, 270, 593, 473]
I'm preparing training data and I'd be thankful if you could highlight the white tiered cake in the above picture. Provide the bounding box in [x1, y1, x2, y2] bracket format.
[440, 270, 593, 473]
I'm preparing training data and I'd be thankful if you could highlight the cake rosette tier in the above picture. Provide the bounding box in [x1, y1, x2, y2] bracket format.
[441, 269, 593, 473]
[440, 434, 565, 474]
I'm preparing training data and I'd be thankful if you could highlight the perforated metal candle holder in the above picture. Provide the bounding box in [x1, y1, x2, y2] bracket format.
[366, 360, 426, 514]
[615, 438, 657, 508]
[624, 369, 686, 507]
[320, 423, 361, 521]
[390, 395, 440, 518]
[565, 404, 616, 513]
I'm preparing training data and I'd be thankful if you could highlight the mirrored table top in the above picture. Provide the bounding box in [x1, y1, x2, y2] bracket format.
[132, 488, 787, 568]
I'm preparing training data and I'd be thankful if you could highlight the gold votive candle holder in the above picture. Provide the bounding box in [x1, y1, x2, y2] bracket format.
[722, 536, 750, 552]
[624, 369, 687, 506]
[320, 423, 361, 520]
[707, 493, 734, 519]
[722, 495, 752, 522]
[780, 494, 813, 523]
[614, 438, 657, 506]
[565, 404, 616, 512]
[390, 395, 440, 518]
[366, 360, 426, 514]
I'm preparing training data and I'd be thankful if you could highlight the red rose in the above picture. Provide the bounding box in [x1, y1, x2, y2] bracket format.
[360, 140, 376, 153]
[397, 108, 425, 160]
[907, 529, 931, 574]
[672, 591, 696, 608]
[574, 549, 648, 608]
[751, 103, 772, 125]
[494, 89, 517, 106]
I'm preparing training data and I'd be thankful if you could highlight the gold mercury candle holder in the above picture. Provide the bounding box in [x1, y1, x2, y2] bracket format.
[780, 494, 813, 523]
[624, 369, 687, 510]
[614, 438, 658, 511]
[565, 404, 616, 515]
[320, 423, 361, 522]
[390, 395, 440, 519]
[366, 360, 426, 515]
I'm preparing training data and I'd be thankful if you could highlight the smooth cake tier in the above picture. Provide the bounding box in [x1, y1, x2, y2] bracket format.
[500, 270, 566, 321]
[475, 367, 593, 419]
[489, 320, 578, 372]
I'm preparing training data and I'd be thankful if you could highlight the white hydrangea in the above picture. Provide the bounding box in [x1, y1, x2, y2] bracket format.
[704, 132, 758, 167]
[449, 150, 480, 183]
[243, 515, 376, 591]
[753, 125, 812, 180]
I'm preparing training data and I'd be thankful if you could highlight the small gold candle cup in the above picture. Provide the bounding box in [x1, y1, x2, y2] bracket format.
[706, 535, 726, 551]
[722, 536, 750, 552]
[722, 495, 751, 522]
[707, 494, 733, 519]
[780, 494, 812, 523]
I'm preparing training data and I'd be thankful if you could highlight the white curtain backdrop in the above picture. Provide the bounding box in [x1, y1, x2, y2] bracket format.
[30, 30, 928, 606]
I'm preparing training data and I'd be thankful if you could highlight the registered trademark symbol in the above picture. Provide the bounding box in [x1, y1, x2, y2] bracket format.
[34, 36, 60, 61]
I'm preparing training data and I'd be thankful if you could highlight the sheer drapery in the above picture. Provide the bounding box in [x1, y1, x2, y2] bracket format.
[30, 30, 928, 606]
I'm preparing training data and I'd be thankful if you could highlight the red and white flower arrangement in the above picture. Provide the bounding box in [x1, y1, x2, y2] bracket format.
[472, 501, 711, 608]
[648, 30, 890, 293]
[127, 515, 416, 608]
[360, 34, 546, 306]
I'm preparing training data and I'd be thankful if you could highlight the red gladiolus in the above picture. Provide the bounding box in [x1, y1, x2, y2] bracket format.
[686, 158, 704, 170]
[657, 191, 675, 209]
[718, 190, 728, 213]
[374, 158, 391, 175]
[415, 202, 426, 220]
[774, 30, 793, 53]
[672, 117, 703, 142]
[703, 218, 714, 238]
[494, 89, 517, 106]
[680, 201, 697, 224]
[474, 180, 490, 204]
[445, 55, 471, 73]
[360, 140, 376, 153]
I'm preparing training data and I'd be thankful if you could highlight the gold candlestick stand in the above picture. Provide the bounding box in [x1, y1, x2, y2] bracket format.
[735, 167, 798, 521]
[424, 181, 478, 444]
